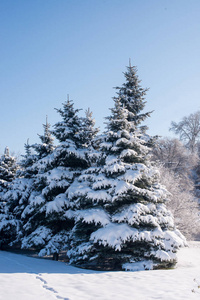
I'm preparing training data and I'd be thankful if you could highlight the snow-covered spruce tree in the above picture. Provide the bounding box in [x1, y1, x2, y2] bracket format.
[0, 146, 16, 194]
[79, 108, 99, 149]
[67, 65, 186, 271]
[0, 147, 19, 248]
[1, 121, 54, 249]
[20, 100, 98, 258]
[0, 147, 18, 196]
[17, 131, 54, 216]
[0, 141, 38, 249]
[20, 139, 38, 172]
[31, 116, 54, 160]
[115, 63, 152, 132]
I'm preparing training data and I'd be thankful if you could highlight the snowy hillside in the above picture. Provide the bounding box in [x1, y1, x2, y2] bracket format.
[0, 242, 200, 300]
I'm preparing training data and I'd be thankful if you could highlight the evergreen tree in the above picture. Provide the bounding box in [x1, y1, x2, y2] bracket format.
[0, 119, 55, 249]
[0, 141, 37, 249]
[0, 147, 18, 187]
[20, 139, 38, 178]
[115, 62, 152, 132]
[67, 65, 186, 271]
[80, 108, 99, 148]
[31, 116, 54, 159]
[21, 100, 98, 258]
[0, 147, 19, 248]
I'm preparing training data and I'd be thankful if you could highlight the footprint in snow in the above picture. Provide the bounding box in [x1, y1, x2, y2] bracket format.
[36, 276, 47, 284]
[36, 273, 70, 300]
[43, 285, 58, 293]
[56, 296, 70, 300]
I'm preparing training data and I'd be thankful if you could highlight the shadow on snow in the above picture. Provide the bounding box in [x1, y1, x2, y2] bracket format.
[0, 250, 104, 274]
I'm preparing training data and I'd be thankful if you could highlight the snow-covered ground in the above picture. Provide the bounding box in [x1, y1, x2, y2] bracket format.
[0, 242, 200, 300]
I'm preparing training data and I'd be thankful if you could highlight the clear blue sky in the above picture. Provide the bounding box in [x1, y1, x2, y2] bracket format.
[1, 0, 200, 155]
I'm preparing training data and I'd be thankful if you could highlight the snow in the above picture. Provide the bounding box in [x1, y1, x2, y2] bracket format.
[0, 242, 200, 299]
[45, 193, 68, 215]
[75, 208, 110, 226]
[21, 226, 52, 249]
[87, 190, 112, 202]
[120, 148, 137, 159]
[91, 223, 139, 251]
[104, 162, 126, 174]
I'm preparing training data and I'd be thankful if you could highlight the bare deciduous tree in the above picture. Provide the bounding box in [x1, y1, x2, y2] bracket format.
[158, 165, 200, 240]
[152, 138, 200, 240]
[152, 137, 198, 177]
[170, 111, 200, 153]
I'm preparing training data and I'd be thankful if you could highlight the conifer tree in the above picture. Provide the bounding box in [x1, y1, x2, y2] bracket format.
[21, 100, 98, 257]
[0, 141, 38, 249]
[80, 108, 99, 148]
[0, 147, 19, 248]
[19, 139, 39, 179]
[1, 119, 54, 249]
[0, 147, 18, 186]
[115, 61, 152, 132]
[67, 65, 186, 271]
[32, 116, 54, 159]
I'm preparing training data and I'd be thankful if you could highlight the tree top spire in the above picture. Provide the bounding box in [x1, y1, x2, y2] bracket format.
[4, 146, 9, 156]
